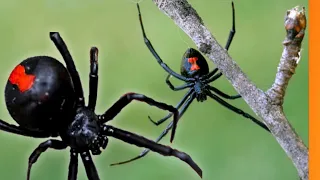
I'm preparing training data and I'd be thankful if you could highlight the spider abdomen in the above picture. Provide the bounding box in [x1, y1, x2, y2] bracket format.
[180, 48, 209, 78]
[5, 56, 76, 133]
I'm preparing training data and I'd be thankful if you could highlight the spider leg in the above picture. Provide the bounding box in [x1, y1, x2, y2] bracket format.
[116, 93, 196, 165]
[0, 119, 50, 138]
[104, 125, 202, 178]
[148, 88, 194, 125]
[88, 47, 99, 111]
[201, 2, 235, 81]
[165, 74, 194, 91]
[203, 72, 223, 84]
[207, 91, 270, 132]
[225, 2, 236, 51]
[200, 68, 219, 80]
[136, 4, 193, 82]
[209, 86, 241, 100]
[68, 149, 79, 180]
[27, 140, 67, 180]
[49, 32, 85, 106]
[151, 93, 195, 143]
[80, 151, 100, 180]
[99, 92, 179, 143]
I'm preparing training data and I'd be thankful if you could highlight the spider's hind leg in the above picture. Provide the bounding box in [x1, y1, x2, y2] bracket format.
[0, 120, 50, 138]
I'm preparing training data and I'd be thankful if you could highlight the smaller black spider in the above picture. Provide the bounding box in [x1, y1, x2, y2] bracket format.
[110, 2, 270, 166]
[0, 32, 202, 180]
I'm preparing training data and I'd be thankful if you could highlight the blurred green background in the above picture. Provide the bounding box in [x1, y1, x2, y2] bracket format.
[0, 0, 308, 180]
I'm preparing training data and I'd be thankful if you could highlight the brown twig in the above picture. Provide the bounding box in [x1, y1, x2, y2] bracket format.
[266, 6, 307, 105]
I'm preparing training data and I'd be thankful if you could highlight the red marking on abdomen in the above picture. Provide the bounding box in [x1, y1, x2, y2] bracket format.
[9, 65, 36, 93]
[188, 57, 200, 71]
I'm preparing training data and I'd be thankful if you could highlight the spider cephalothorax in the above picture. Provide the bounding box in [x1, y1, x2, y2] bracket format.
[0, 32, 202, 180]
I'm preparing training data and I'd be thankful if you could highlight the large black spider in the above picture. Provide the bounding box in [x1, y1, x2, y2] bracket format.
[0, 32, 202, 180]
[110, 2, 270, 166]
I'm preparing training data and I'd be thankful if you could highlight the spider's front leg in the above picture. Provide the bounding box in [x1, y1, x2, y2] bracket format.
[145, 77, 194, 126]
[115, 92, 197, 165]
[68, 148, 79, 180]
[27, 140, 67, 180]
[88, 47, 99, 111]
[50, 32, 85, 106]
[136, 3, 194, 82]
[99, 92, 179, 143]
[80, 151, 100, 180]
[201, 2, 236, 82]
[148, 88, 194, 125]
[146, 76, 193, 125]
[165, 74, 194, 91]
[225, 1, 236, 51]
[103, 125, 202, 178]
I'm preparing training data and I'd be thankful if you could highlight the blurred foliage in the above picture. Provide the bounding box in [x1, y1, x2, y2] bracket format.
[0, 0, 308, 180]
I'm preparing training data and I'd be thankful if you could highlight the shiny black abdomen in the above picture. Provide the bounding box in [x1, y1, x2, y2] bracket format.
[5, 56, 76, 133]
[180, 48, 209, 78]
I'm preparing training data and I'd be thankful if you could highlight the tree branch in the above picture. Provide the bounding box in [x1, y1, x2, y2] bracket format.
[266, 7, 307, 105]
[151, 0, 308, 179]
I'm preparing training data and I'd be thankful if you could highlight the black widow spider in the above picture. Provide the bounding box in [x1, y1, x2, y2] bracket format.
[0, 32, 202, 180]
[110, 2, 271, 166]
